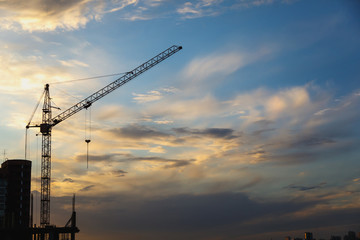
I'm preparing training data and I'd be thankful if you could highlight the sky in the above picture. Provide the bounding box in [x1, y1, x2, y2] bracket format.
[0, 0, 360, 239]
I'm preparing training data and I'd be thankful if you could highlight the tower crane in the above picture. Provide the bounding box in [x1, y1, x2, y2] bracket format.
[26, 45, 182, 227]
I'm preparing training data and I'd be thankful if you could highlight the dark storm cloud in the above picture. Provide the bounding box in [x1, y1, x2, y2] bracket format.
[247, 149, 267, 156]
[75, 153, 131, 163]
[286, 182, 327, 191]
[128, 156, 194, 169]
[76, 152, 194, 169]
[49, 190, 360, 240]
[173, 127, 237, 139]
[290, 136, 336, 147]
[253, 119, 274, 126]
[112, 169, 128, 177]
[79, 185, 95, 192]
[110, 124, 170, 139]
[268, 152, 317, 165]
[53, 191, 359, 240]
[76, 192, 317, 232]
[250, 119, 276, 136]
[63, 178, 74, 183]
[251, 128, 276, 136]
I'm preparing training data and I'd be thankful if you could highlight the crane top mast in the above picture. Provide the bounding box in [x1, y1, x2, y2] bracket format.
[26, 45, 182, 227]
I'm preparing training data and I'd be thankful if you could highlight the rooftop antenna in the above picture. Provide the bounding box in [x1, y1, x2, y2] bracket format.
[3, 149, 6, 163]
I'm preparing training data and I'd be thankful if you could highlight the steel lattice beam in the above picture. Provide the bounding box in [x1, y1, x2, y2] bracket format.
[51, 45, 182, 126]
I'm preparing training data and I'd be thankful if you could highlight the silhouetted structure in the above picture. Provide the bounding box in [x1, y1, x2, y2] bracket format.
[0, 168, 7, 227]
[0, 159, 79, 240]
[0, 159, 32, 239]
[331, 236, 342, 240]
[31, 194, 79, 240]
[0, 159, 31, 228]
[305, 232, 314, 240]
[345, 231, 357, 240]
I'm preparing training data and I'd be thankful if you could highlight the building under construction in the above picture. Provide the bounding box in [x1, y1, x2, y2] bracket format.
[0, 159, 79, 240]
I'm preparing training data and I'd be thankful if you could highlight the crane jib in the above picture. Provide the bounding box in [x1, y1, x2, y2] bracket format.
[51, 45, 182, 126]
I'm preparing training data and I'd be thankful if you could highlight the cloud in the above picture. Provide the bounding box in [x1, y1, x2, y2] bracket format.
[132, 90, 162, 103]
[63, 178, 75, 183]
[112, 169, 128, 177]
[286, 182, 327, 191]
[184, 52, 246, 82]
[49, 191, 360, 240]
[117, 156, 194, 169]
[132, 87, 179, 104]
[0, 0, 105, 32]
[290, 136, 336, 147]
[75, 152, 194, 169]
[58, 59, 90, 68]
[106, 0, 138, 13]
[180, 48, 272, 96]
[266, 87, 310, 119]
[173, 127, 237, 140]
[80, 184, 96, 192]
[149, 146, 166, 153]
[144, 94, 226, 121]
[0, 0, 300, 32]
[50, 191, 360, 240]
[176, 0, 295, 19]
[177, 0, 227, 19]
[154, 120, 173, 125]
[109, 124, 170, 139]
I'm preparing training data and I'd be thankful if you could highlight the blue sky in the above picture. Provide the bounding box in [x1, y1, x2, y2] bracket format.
[0, 0, 360, 239]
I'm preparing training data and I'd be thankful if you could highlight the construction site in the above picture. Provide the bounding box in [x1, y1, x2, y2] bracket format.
[0, 45, 182, 240]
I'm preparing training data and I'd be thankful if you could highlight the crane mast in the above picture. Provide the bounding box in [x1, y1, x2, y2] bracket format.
[27, 45, 182, 226]
[40, 84, 52, 226]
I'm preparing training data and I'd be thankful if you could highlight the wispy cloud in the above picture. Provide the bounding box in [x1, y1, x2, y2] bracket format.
[181, 48, 272, 94]
[177, 0, 224, 19]
[132, 90, 162, 103]
[58, 59, 89, 68]
[176, 0, 296, 19]
[184, 52, 246, 82]
[0, 0, 299, 32]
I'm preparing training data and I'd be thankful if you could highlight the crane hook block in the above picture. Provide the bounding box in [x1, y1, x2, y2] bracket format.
[84, 101, 92, 109]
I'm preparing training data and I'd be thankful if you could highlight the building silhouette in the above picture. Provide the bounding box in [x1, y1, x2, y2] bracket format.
[331, 236, 342, 240]
[0, 159, 79, 240]
[305, 232, 314, 240]
[0, 159, 31, 229]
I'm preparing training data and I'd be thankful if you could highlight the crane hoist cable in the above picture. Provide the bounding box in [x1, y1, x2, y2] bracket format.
[85, 107, 91, 169]
[50, 72, 130, 85]
[25, 90, 45, 160]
